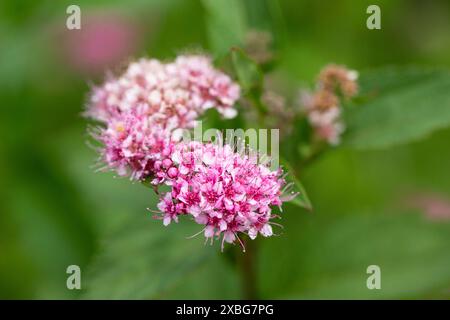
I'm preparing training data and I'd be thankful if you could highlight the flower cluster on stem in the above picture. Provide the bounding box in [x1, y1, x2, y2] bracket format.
[301, 64, 358, 145]
[87, 55, 240, 180]
[86, 54, 294, 250]
[155, 142, 294, 251]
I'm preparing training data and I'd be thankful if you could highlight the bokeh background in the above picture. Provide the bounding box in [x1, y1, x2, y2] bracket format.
[1, 0, 450, 299]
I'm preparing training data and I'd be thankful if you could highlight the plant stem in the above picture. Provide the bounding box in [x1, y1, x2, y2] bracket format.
[237, 239, 259, 299]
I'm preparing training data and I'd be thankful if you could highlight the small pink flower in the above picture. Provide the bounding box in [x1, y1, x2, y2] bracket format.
[157, 193, 184, 226]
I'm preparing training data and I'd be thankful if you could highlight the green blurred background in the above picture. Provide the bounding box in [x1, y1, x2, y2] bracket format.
[1, 0, 450, 299]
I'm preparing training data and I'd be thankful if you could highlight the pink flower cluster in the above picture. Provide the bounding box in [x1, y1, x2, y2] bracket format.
[87, 55, 240, 128]
[156, 142, 291, 251]
[86, 55, 293, 250]
[87, 55, 240, 180]
[300, 65, 358, 145]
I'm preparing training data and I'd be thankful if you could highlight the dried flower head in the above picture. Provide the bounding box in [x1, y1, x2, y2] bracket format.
[300, 64, 358, 145]
[308, 90, 339, 111]
[318, 64, 359, 99]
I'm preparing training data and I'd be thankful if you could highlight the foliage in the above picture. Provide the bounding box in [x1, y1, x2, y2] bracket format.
[345, 67, 450, 150]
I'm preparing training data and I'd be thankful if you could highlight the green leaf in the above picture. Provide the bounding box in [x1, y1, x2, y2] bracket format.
[344, 67, 450, 150]
[202, 0, 247, 57]
[280, 158, 312, 211]
[260, 211, 450, 299]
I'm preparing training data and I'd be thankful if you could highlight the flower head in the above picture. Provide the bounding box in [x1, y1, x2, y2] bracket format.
[156, 142, 293, 251]
[318, 64, 359, 98]
[87, 55, 240, 181]
[300, 64, 358, 145]
[87, 55, 240, 127]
